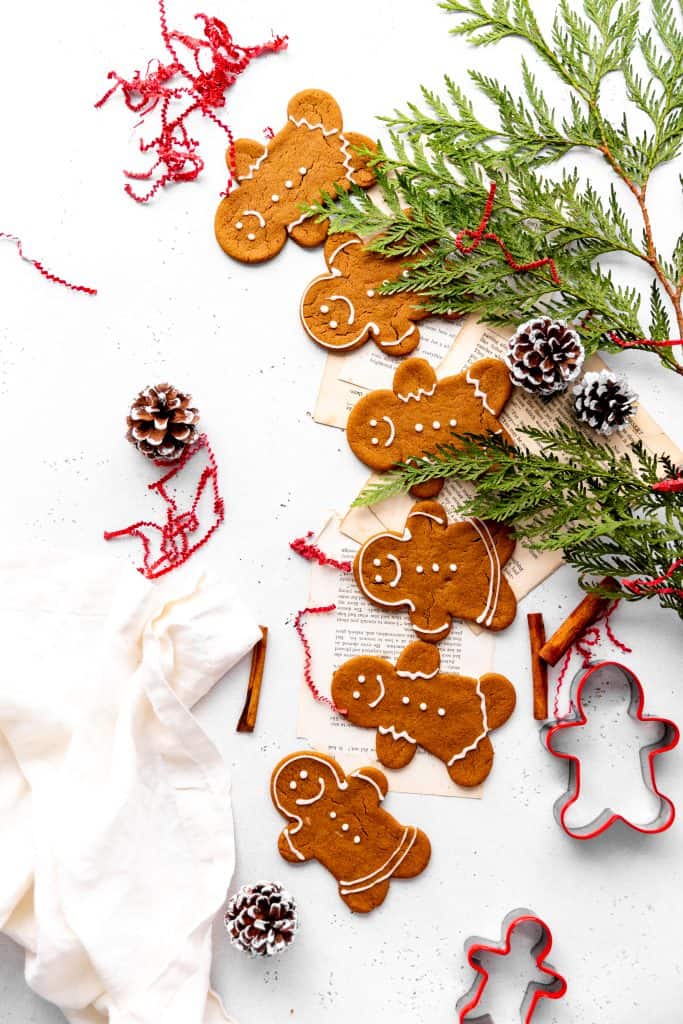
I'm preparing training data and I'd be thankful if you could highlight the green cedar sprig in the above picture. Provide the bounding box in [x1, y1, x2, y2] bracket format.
[353, 425, 683, 618]
[311, 0, 683, 375]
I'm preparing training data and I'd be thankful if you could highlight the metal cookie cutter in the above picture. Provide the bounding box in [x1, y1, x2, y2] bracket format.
[543, 660, 679, 839]
[456, 908, 567, 1024]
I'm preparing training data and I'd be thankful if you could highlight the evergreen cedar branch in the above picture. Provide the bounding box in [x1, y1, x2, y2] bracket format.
[311, 0, 683, 376]
[353, 426, 683, 618]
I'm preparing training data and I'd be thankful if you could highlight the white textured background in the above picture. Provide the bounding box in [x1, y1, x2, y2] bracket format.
[0, 1, 681, 1021]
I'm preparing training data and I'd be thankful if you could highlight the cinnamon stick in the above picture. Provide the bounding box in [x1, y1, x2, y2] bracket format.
[539, 578, 618, 666]
[527, 613, 548, 720]
[236, 626, 269, 733]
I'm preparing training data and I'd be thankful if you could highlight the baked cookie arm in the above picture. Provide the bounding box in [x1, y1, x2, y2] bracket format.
[289, 215, 330, 248]
[479, 673, 517, 730]
[229, 137, 267, 177]
[447, 735, 495, 787]
[277, 827, 312, 863]
[342, 132, 377, 187]
[350, 765, 390, 801]
[375, 730, 417, 770]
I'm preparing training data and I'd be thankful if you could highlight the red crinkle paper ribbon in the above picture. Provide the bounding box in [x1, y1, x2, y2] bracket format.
[552, 601, 632, 719]
[0, 233, 96, 295]
[290, 533, 351, 714]
[622, 558, 683, 601]
[95, 0, 287, 202]
[104, 433, 224, 579]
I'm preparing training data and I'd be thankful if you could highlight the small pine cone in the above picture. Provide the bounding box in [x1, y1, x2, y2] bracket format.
[225, 882, 299, 957]
[126, 383, 200, 461]
[572, 370, 638, 436]
[506, 318, 585, 396]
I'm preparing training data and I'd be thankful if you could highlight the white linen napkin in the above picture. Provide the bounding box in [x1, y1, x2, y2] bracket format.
[0, 552, 261, 1024]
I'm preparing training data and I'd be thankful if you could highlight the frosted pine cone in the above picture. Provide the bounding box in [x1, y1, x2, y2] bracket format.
[126, 383, 200, 461]
[573, 370, 637, 436]
[506, 318, 584, 396]
[225, 882, 299, 957]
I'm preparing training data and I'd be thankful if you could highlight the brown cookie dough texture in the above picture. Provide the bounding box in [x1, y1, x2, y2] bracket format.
[300, 232, 430, 355]
[332, 641, 516, 787]
[215, 90, 376, 264]
[271, 750, 431, 913]
[347, 357, 513, 498]
[354, 500, 517, 639]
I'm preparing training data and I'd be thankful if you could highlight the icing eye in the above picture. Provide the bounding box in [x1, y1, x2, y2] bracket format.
[285, 180, 294, 188]
[329, 811, 337, 819]
[271, 194, 280, 202]
[402, 696, 410, 705]
[449, 418, 457, 427]
[432, 421, 441, 429]
[450, 563, 458, 572]
[367, 289, 375, 297]
[289, 781, 297, 790]
[299, 166, 308, 175]
[247, 232, 256, 241]
[358, 674, 366, 682]
[369, 419, 377, 427]
[299, 770, 308, 779]
[416, 565, 424, 574]
[320, 304, 329, 313]
[353, 690, 361, 699]
[420, 702, 427, 711]
[375, 574, 383, 583]
[353, 836, 361, 844]
[342, 823, 350, 832]
[235, 221, 243, 230]
[373, 558, 381, 567]
[432, 563, 440, 572]
[329, 320, 338, 329]
[415, 423, 424, 433]
[371, 437, 379, 445]
[438, 707, 446, 717]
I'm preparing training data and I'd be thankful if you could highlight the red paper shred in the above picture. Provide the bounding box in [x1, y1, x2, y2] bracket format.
[290, 532, 352, 713]
[0, 232, 97, 295]
[104, 433, 224, 578]
[622, 559, 683, 601]
[552, 600, 631, 719]
[652, 476, 683, 493]
[609, 331, 683, 350]
[95, 0, 287, 202]
[454, 182, 561, 285]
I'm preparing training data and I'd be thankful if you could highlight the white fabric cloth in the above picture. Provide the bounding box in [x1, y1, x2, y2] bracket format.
[0, 553, 261, 1024]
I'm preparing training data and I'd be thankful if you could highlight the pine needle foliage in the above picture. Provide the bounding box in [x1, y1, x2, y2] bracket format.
[353, 426, 683, 618]
[311, 0, 683, 376]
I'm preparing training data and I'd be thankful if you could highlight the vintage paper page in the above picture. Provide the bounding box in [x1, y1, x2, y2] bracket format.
[341, 318, 683, 600]
[313, 316, 466, 428]
[296, 515, 494, 798]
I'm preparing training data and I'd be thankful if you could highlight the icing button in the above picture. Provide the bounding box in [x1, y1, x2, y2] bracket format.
[329, 811, 337, 819]
[271, 194, 280, 202]
[416, 565, 424, 574]
[450, 563, 458, 572]
[375, 575, 383, 583]
[299, 166, 308, 175]
[373, 558, 381, 567]
[432, 421, 441, 429]
[247, 232, 255, 241]
[432, 563, 440, 572]
[415, 423, 424, 433]
[235, 221, 243, 230]
[320, 305, 329, 313]
[371, 438, 379, 445]
[342, 823, 350, 832]
[353, 836, 361, 844]
[353, 691, 361, 700]
[420, 702, 427, 711]
[438, 707, 446, 717]
[402, 696, 410, 705]
[449, 419, 457, 427]
[367, 289, 375, 297]
[285, 180, 294, 188]
[330, 320, 338, 329]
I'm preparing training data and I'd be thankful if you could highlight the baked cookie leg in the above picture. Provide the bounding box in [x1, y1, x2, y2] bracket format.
[376, 731, 418, 770]
[393, 828, 431, 879]
[340, 879, 391, 914]
[289, 216, 330, 248]
[447, 735, 495, 787]
[480, 673, 517, 730]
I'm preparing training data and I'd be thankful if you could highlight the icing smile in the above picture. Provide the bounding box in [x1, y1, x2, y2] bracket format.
[369, 415, 397, 448]
[295, 776, 326, 806]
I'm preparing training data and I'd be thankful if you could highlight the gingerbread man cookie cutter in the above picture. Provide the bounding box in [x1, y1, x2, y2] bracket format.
[331, 641, 516, 787]
[300, 232, 430, 355]
[354, 500, 517, 639]
[271, 750, 431, 913]
[456, 909, 567, 1024]
[346, 356, 512, 498]
[214, 89, 376, 263]
[542, 660, 679, 839]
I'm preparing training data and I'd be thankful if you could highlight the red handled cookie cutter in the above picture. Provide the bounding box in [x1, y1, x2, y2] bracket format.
[456, 908, 567, 1024]
[543, 660, 679, 840]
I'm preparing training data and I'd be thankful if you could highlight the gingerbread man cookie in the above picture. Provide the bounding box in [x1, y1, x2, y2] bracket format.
[347, 357, 513, 498]
[354, 500, 517, 639]
[332, 642, 516, 787]
[215, 90, 376, 264]
[300, 232, 430, 355]
[271, 750, 431, 913]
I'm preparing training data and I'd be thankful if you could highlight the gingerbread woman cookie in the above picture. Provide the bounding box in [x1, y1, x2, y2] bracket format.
[271, 750, 431, 913]
[354, 500, 517, 639]
[215, 90, 376, 263]
[300, 232, 430, 355]
[332, 642, 516, 787]
[347, 357, 513, 498]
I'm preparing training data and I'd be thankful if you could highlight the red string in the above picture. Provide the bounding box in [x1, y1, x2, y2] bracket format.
[96, 0, 287, 202]
[622, 559, 683, 600]
[290, 532, 353, 573]
[293, 606, 347, 715]
[651, 476, 683, 493]
[552, 600, 632, 719]
[454, 182, 561, 285]
[0, 233, 96, 295]
[609, 331, 683, 350]
[104, 433, 224, 578]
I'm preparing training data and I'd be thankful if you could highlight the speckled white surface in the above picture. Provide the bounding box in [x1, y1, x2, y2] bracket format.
[0, 2, 681, 1021]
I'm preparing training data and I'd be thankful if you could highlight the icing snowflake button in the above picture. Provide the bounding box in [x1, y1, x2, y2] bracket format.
[457, 909, 567, 1024]
[542, 661, 679, 839]
[332, 641, 516, 787]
